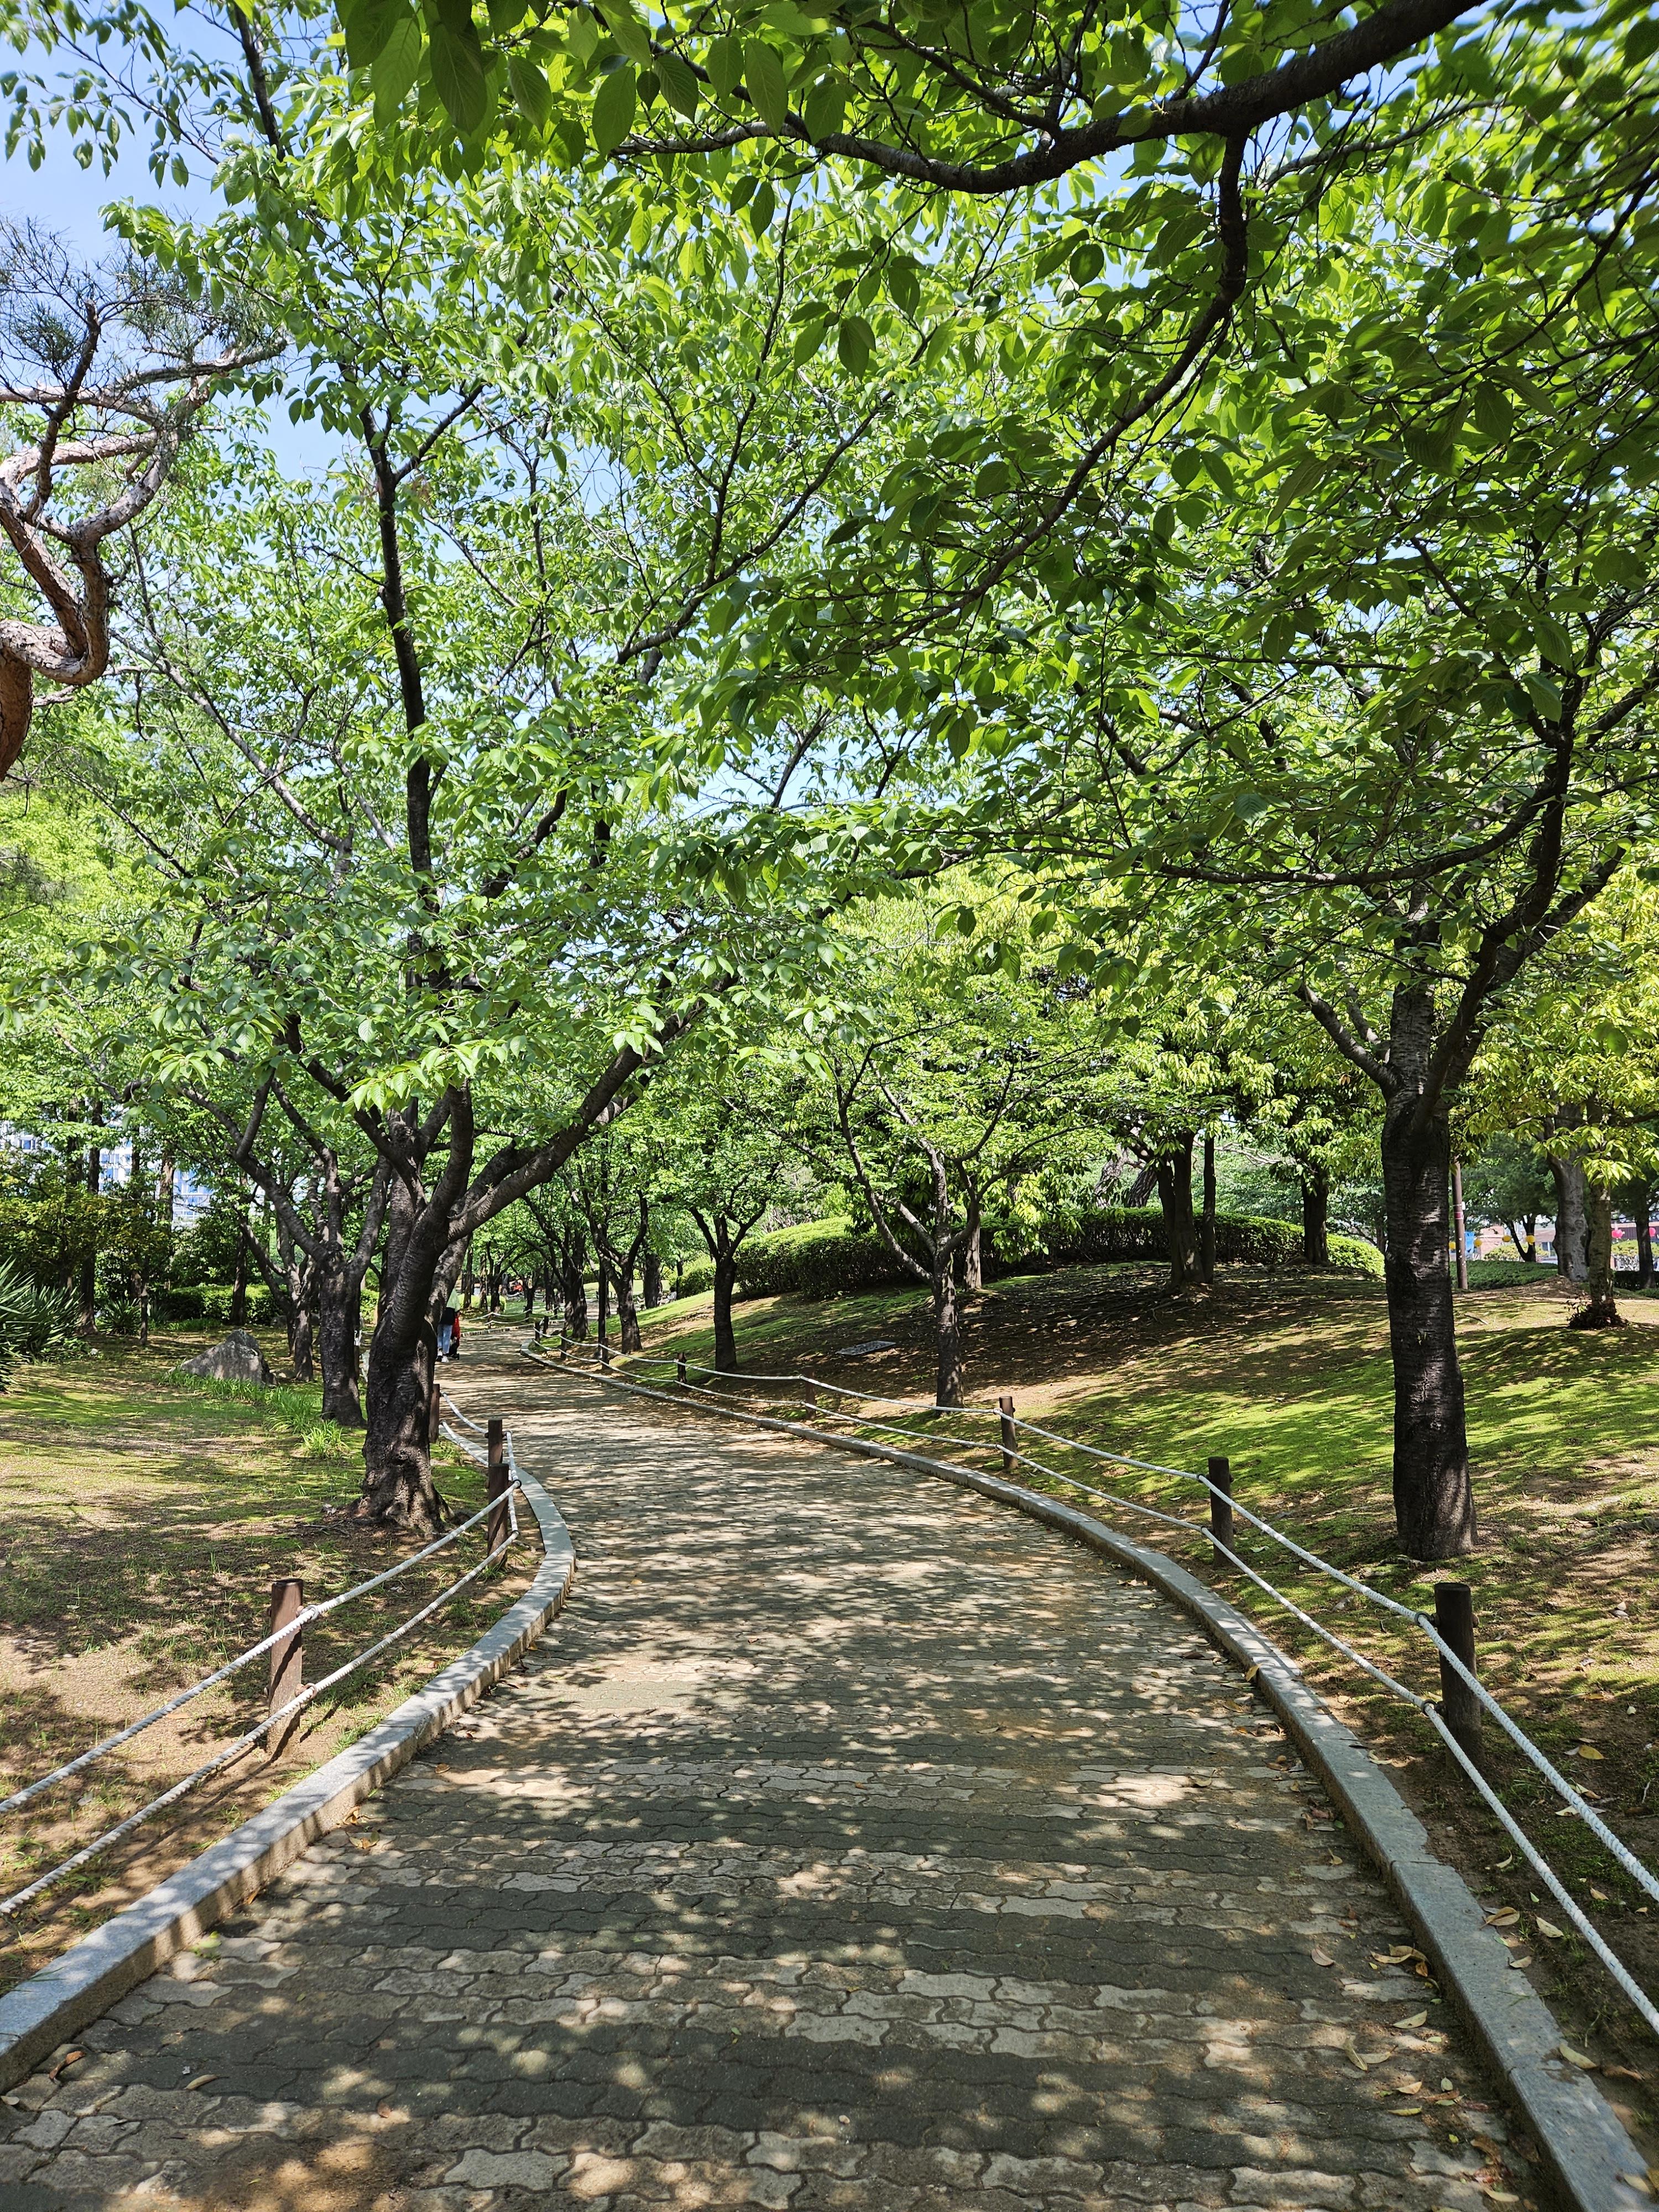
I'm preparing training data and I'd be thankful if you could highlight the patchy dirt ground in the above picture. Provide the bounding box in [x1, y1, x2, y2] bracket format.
[0, 1331, 531, 1995]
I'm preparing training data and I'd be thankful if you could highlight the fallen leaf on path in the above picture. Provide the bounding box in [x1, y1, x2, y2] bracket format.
[47, 2052, 82, 2081]
[1558, 2042, 1597, 2070]
[185, 2075, 217, 2092]
[1536, 1917, 1565, 1939]
[1390, 2105, 1423, 2117]
[1484, 1907, 1520, 1927]
[1590, 1886, 1611, 1903]
[1574, 1744, 1605, 1760]
[1395, 2011, 1429, 2030]
[1604, 2065, 1646, 2082]
[1311, 1945, 1337, 1966]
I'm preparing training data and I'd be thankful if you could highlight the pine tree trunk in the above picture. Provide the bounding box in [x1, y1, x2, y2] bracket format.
[1301, 1162, 1331, 1266]
[1571, 1181, 1624, 1328]
[712, 1250, 738, 1373]
[1380, 1098, 1476, 1558]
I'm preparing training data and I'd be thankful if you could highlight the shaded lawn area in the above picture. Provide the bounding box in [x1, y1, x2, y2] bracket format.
[625, 1262, 1659, 2104]
[0, 1329, 531, 1995]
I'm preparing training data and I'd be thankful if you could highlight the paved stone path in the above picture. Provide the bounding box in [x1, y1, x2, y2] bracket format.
[0, 1356, 1538, 2212]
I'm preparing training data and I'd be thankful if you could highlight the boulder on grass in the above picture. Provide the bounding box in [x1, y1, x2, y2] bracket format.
[180, 1329, 273, 1385]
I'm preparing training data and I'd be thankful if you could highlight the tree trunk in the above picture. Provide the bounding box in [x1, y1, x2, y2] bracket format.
[1451, 1156, 1470, 1291]
[932, 1247, 964, 1406]
[1380, 1099, 1475, 1559]
[290, 1299, 316, 1381]
[1637, 1197, 1654, 1290]
[1125, 1161, 1159, 1208]
[643, 1251, 663, 1308]
[1301, 1161, 1331, 1266]
[229, 1214, 251, 1327]
[317, 1262, 366, 1427]
[1548, 1151, 1589, 1280]
[561, 1237, 588, 1339]
[1199, 1133, 1217, 1284]
[1570, 1180, 1624, 1329]
[712, 1242, 739, 1373]
[79, 1120, 100, 1334]
[618, 1262, 641, 1352]
[962, 1191, 983, 1293]
[1155, 1135, 1199, 1288]
[596, 1263, 611, 1345]
[360, 1159, 448, 1532]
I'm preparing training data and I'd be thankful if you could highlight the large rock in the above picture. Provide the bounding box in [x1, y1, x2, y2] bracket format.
[180, 1329, 273, 1385]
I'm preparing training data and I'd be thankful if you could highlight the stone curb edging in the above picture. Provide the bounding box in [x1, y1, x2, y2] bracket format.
[0, 1462, 575, 2096]
[542, 1355, 1650, 2212]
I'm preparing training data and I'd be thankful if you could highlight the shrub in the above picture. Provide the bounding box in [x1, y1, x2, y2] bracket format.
[1326, 1233, 1385, 1277]
[734, 1218, 910, 1300]
[0, 1261, 77, 1386]
[678, 1259, 714, 1297]
[1038, 1206, 1310, 1269]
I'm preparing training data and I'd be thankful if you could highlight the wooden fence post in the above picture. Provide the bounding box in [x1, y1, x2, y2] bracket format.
[1207, 1455, 1234, 1554]
[268, 1578, 304, 1758]
[676, 1354, 687, 1384]
[1434, 1580, 1483, 1762]
[487, 1419, 509, 1556]
[998, 1395, 1016, 1477]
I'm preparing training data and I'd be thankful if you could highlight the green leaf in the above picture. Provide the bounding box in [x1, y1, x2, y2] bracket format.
[591, 62, 638, 154]
[426, 0, 488, 134]
[372, 13, 424, 115]
[707, 33, 742, 95]
[747, 179, 776, 235]
[836, 315, 872, 374]
[1271, 453, 1321, 518]
[1534, 613, 1575, 669]
[801, 72, 844, 140]
[342, 0, 409, 73]
[507, 53, 552, 129]
[743, 38, 789, 131]
[604, 1, 653, 67]
[654, 49, 700, 118]
[1521, 670, 1563, 719]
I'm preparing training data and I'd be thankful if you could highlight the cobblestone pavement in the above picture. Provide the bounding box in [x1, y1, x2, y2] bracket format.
[0, 1356, 1540, 2212]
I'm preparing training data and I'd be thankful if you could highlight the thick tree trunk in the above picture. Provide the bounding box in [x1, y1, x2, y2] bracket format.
[643, 1251, 663, 1308]
[1301, 1162, 1331, 1266]
[290, 1301, 316, 1381]
[932, 1249, 964, 1407]
[1155, 1135, 1199, 1288]
[1570, 1181, 1624, 1328]
[1637, 1197, 1654, 1290]
[1380, 1099, 1475, 1559]
[712, 1249, 738, 1373]
[1548, 1152, 1588, 1280]
[1199, 1133, 1217, 1284]
[596, 1264, 611, 1345]
[618, 1264, 641, 1352]
[361, 1152, 450, 1533]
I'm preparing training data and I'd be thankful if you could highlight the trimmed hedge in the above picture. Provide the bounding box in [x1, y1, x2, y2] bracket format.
[152, 1284, 275, 1325]
[675, 1209, 1384, 1305]
[1327, 1233, 1385, 1277]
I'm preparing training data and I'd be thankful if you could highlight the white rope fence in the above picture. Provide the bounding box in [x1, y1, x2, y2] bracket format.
[0, 1396, 525, 1921]
[533, 1332, 1659, 2040]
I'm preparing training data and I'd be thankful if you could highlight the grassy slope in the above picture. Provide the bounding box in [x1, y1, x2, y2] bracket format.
[626, 1261, 1659, 2105]
[0, 1330, 528, 1994]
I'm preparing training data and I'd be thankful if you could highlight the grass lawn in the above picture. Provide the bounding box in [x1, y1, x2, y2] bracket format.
[618, 1260, 1659, 2107]
[0, 1328, 531, 1995]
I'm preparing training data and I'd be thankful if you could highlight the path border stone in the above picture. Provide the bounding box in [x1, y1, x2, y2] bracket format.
[0, 1463, 575, 2097]
[550, 1354, 1651, 2212]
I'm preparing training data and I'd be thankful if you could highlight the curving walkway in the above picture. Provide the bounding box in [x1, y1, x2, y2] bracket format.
[0, 1353, 1533, 2212]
